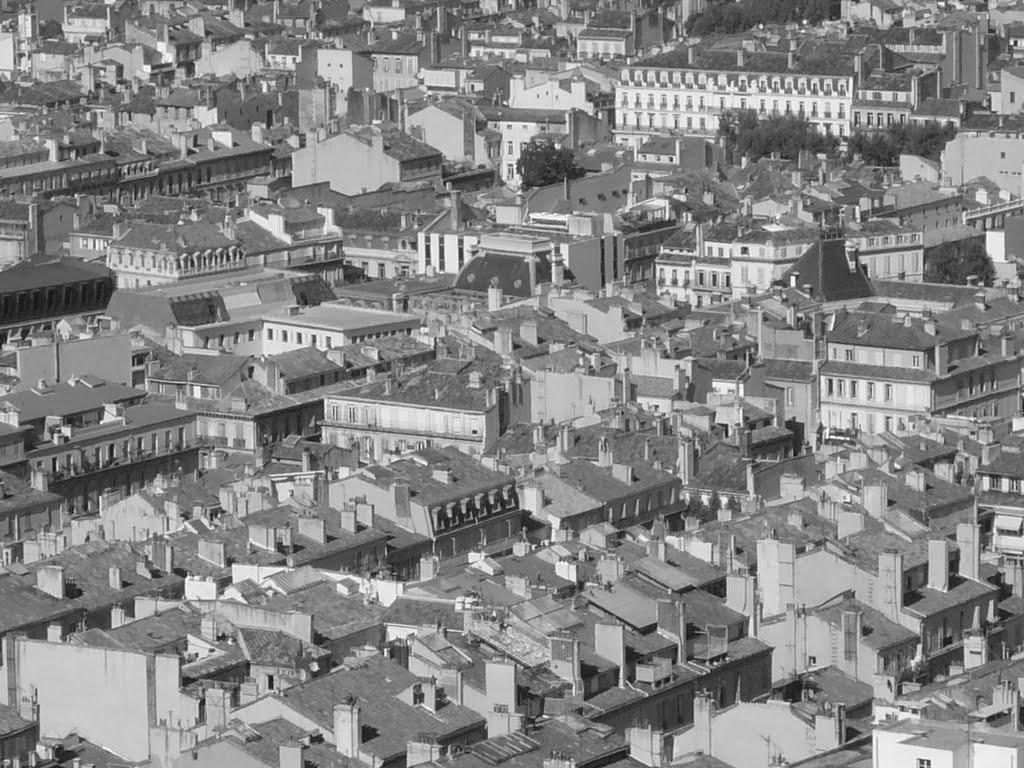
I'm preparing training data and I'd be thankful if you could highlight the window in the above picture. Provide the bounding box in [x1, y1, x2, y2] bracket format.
[884, 384, 893, 402]
[281, 330, 289, 343]
[912, 355, 920, 367]
[786, 387, 794, 406]
[916, 760, 931, 768]
[845, 348, 854, 361]
[266, 328, 274, 340]
[827, 378, 834, 396]
[867, 382, 875, 400]
[850, 381, 858, 398]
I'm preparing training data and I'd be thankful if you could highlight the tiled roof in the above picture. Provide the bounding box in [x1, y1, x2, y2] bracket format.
[278, 655, 485, 760]
[114, 221, 239, 252]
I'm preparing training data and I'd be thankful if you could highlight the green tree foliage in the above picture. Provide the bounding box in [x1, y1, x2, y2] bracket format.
[718, 111, 839, 162]
[708, 491, 722, 515]
[847, 122, 957, 166]
[686, 0, 836, 35]
[516, 142, 585, 190]
[40, 20, 62, 38]
[925, 239, 995, 286]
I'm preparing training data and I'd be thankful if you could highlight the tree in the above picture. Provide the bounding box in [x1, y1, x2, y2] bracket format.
[686, 0, 837, 35]
[718, 110, 839, 162]
[726, 495, 740, 515]
[925, 238, 995, 286]
[847, 122, 956, 166]
[516, 142, 585, 190]
[708, 491, 722, 516]
[40, 20, 62, 38]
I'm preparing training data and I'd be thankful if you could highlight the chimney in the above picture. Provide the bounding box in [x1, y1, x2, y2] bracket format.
[485, 658, 517, 735]
[392, 479, 411, 519]
[627, 725, 664, 768]
[957, 521, 980, 581]
[279, 745, 304, 768]
[928, 539, 949, 592]
[488, 285, 503, 312]
[334, 700, 361, 758]
[198, 539, 227, 569]
[205, 687, 230, 731]
[877, 549, 904, 621]
[594, 622, 626, 687]
[598, 434, 613, 468]
[108, 567, 122, 590]
[862, 483, 888, 518]
[36, 565, 65, 599]
[693, 693, 713, 756]
[449, 190, 462, 230]
[558, 423, 573, 456]
[677, 436, 694, 486]
[656, 599, 687, 662]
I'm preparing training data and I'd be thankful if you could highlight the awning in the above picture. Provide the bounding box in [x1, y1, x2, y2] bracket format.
[994, 514, 1024, 532]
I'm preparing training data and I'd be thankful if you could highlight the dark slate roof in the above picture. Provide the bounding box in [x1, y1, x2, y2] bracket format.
[780, 238, 874, 303]
[454, 252, 553, 297]
[0, 258, 112, 293]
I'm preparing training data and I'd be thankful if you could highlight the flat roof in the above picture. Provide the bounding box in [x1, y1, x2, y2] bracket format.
[264, 303, 420, 333]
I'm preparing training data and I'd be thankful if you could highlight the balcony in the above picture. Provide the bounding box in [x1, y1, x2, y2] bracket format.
[45, 440, 197, 482]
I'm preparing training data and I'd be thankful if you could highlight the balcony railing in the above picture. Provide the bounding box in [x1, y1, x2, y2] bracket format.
[45, 440, 197, 482]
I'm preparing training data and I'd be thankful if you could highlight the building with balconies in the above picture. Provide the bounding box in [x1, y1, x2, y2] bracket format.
[321, 359, 504, 462]
[845, 219, 925, 281]
[106, 220, 244, 290]
[614, 39, 861, 150]
[819, 310, 1023, 436]
[327, 446, 525, 559]
[25, 400, 200, 515]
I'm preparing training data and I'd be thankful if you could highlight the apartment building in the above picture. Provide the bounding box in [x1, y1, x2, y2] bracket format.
[819, 311, 1023, 435]
[106, 220, 243, 289]
[845, 219, 925, 281]
[477, 106, 571, 187]
[321, 360, 503, 461]
[327, 446, 526, 559]
[262, 303, 420, 355]
[26, 401, 199, 514]
[614, 40, 860, 150]
[0, 258, 114, 345]
[864, 181, 963, 234]
[292, 125, 443, 195]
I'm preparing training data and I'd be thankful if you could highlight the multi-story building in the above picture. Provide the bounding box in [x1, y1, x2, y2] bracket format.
[0, 258, 114, 345]
[292, 125, 443, 195]
[367, 35, 425, 93]
[659, 222, 821, 304]
[0, 376, 145, 448]
[321, 360, 504, 461]
[614, 40, 861, 149]
[873, 718, 1024, 768]
[845, 219, 925, 281]
[25, 401, 200, 514]
[262, 303, 421, 356]
[327, 445, 525, 558]
[851, 70, 938, 131]
[819, 310, 1023, 435]
[478, 106, 572, 187]
[863, 181, 962, 234]
[424, 213, 625, 295]
[106, 220, 243, 289]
